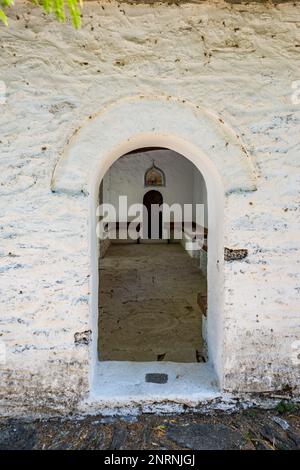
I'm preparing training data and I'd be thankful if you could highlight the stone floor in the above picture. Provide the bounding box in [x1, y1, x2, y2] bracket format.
[98, 243, 206, 362]
[0, 405, 299, 450]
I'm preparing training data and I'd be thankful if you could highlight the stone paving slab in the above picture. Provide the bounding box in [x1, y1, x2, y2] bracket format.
[99, 244, 206, 362]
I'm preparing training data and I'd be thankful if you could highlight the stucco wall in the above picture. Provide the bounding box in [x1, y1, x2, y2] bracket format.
[0, 1, 299, 415]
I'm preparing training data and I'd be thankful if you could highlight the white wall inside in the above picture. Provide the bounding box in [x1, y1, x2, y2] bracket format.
[102, 148, 208, 226]
[193, 169, 208, 228]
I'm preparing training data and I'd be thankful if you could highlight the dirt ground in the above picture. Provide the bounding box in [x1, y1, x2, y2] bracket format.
[0, 404, 299, 450]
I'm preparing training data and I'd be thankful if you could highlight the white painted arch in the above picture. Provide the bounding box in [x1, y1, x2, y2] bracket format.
[52, 96, 257, 400]
[88, 132, 225, 390]
[52, 96, 257, 196]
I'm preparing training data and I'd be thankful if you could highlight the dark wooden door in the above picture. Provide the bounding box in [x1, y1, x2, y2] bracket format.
[143, 190, 163, 239]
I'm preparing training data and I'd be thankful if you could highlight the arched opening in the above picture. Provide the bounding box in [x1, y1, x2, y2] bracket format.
[88, 135, 225, 405]
[143, 190, 163, 239]
[97, 148, 209, 366]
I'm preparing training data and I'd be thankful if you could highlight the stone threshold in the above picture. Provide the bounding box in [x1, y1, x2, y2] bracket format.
[81, 361, 224, 414]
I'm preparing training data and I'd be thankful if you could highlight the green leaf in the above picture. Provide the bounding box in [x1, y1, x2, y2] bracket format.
[0, 0, 83, 28]
[0, 8, 8, 26]
[1, 0, 14, 7]
[42, 0, 54, 14]
[67, 0, 81, 28]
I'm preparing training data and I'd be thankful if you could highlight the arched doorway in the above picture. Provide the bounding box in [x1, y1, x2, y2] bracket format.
[52, 96, 256, 405]
[143, 190, 163, 239]
[98, 148, 208, 364]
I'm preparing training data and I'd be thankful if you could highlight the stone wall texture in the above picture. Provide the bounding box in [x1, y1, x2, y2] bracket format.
[0, 0, 299, 415]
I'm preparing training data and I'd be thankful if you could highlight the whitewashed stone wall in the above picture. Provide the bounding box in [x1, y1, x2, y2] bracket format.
[0, 1, 300, 415]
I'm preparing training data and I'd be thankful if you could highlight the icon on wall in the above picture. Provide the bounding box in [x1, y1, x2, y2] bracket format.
[144, 162, 166, 187]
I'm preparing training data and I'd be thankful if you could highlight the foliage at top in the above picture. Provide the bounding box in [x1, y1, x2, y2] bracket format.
[0, 0, 83, 28]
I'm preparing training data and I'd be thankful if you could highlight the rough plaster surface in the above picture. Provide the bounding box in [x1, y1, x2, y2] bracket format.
[0, 1, 300, 416]
[52, 96, 256, 194]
